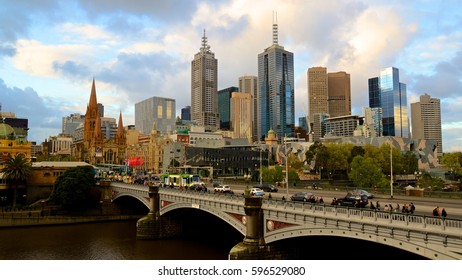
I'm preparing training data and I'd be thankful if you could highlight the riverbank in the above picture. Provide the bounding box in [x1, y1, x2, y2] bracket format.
[0, 211, 143, 228]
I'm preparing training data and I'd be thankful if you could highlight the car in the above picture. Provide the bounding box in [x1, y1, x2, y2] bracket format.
[352, 189, 374, 199]
[290, 192, 315, 203]
[336, 193, 368, 207]
[254, 184, 278, 192]
[214, 184, 233, 194]
[250, 187, 265, 196]
[190, 182, 207, 192]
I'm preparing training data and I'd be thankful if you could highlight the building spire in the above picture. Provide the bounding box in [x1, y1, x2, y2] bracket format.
[272, 11, 278, 45]
[116, 111, 126, 145]
[200, 29, 211, 53]
[89, 77, 97, 108]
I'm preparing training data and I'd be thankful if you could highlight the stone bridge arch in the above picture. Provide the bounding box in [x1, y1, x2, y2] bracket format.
[159, 201, 246, 236]
[112, 192, 150, 209]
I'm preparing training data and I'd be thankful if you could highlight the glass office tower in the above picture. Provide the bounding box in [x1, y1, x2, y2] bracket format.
[218, 86, 238, 130]
[257, 19, 294, 142]
[368, 67, 409, 137]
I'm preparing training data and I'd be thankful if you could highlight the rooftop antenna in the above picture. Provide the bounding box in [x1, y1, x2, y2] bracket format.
[272, 11, 278, 45]
[200, 29, 210, 53]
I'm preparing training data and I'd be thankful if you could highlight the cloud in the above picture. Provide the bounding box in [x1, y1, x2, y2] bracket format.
[0, 78, 63, 142]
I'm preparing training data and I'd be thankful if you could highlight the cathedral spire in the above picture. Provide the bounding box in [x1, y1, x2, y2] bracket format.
[89, 77, 98, 108]
[116, 111, 125, 144]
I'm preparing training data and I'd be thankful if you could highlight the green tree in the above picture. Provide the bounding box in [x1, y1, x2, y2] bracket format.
[349, 155, 387, 189]
[1, 154, 32, 208]
[441, 152, 462, 176]
[49, 166, 97, 211]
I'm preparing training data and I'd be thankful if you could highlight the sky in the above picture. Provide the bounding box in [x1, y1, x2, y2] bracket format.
[0, 0, 461, 152]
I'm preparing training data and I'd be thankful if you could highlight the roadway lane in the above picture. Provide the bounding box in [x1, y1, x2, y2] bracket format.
[216, 184, 462, 219]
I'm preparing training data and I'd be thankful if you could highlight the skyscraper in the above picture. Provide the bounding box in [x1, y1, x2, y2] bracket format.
[218, 86, 238, 130]
[411, 93, 442, 157]
[328, 71, 351, 118]
[257, 16, 294, 142]
[308, 67, 328, 126]
[308, 67, 351, 129]
[135, 96, 176, 135]
[230, 92, 253, 144]
[368, 67, 409, 137]
[191, 30, 219, 132]
[239, 75, 258, 142]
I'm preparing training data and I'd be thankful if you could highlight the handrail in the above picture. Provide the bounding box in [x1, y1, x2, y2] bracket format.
[111, 182, 462, 236]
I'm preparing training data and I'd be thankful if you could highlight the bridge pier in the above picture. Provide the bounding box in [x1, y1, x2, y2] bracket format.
[136, 185, 182, 239]
[229, 196, 289, 260]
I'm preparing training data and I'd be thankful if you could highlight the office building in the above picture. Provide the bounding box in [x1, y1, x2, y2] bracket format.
[308, 68, 351, 127]
[411, 93, 443, 157]
[257, 17, 295, 142]
[308, 67, 328, 125]
[328, 71, 351, 117]
[239, 75, 258, 142]
[230, 92, 252, 143]
[191, 30, 219, 132]
[362, 107, 383, 137]
[62, 113, 85, 136]
[181, 106, 191, 121]
[135, 96, 176, 135]
[368, 67, 409, 137]
[218, 86, 238, 130]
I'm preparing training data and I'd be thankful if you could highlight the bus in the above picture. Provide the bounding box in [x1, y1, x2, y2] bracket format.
[161, 173, 202, 188]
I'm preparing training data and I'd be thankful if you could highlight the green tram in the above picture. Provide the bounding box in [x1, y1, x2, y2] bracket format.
[161, 173, 201, 188]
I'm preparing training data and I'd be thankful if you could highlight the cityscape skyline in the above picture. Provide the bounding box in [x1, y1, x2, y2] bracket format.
[0, 0, 461, 152]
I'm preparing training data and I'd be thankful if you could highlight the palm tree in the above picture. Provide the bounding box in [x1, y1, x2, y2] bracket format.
[1, 154, 32, 208]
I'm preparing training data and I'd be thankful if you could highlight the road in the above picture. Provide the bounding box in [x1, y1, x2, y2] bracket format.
[217, 184, 462, 219]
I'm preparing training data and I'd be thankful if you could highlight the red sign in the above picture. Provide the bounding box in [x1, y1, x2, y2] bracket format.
[128, 156, 145, 166]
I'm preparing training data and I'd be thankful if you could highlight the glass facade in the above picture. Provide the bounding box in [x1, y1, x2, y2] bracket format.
[134, 96, 176, 135]
[368, 67, 409, 138]
[218, 86, 238, 130]
[258, 45, 294, 142]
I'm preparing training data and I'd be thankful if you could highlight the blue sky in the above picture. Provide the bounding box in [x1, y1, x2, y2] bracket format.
[0, 0, 461, 152]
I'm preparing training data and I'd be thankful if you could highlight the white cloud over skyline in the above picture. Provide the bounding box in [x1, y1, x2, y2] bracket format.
[0, 0, 461, 152]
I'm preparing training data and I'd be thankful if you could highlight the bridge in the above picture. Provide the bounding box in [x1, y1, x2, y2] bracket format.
[110, 182, 462, 260]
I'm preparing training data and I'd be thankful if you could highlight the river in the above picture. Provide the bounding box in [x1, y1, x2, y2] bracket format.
[0, 218, 427, 260]
[0, 220, 234, 260]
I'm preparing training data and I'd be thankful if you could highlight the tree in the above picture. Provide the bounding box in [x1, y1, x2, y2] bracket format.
[49, 166, 97, 211]
[349, 155, 388, 189]
[1, 154, 32, 208]
[441, 152, 462, 177]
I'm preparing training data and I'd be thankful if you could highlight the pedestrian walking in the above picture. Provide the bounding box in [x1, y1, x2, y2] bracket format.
[441, 208, 447, 218]
[432, 206, 440, 216]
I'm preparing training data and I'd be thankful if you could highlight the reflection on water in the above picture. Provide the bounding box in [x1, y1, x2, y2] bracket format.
[0, 220, 230, 260]
[0, 218, 426, 260]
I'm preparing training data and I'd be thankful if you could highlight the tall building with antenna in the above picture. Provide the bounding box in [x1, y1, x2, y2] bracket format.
[191, 30, 219, 132]
[257, 13, 295, 142]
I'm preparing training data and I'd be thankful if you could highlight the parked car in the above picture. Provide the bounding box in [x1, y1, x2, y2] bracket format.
[290, 192, 315, 203]
[250, 187, 265, 196]
[352, 189, 374, 199]
[254, 184, 278, 192]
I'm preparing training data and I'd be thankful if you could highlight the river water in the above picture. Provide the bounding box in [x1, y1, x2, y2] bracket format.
[0, 219, 426, 260]
[0, 220, 233, 260]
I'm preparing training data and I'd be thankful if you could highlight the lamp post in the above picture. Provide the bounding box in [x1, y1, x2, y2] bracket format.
[283, 136, 290, 199]
[390, 144, 393, 199]
[259, 143, 263, 185]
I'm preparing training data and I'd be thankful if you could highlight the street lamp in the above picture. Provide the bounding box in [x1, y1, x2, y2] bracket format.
[390, 144, 393, 199]
[260, 144, 263, 185]
[283, 136, 290, 199]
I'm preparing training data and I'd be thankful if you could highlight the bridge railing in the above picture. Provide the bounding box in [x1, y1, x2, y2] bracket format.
[262, 199, 462, 236]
